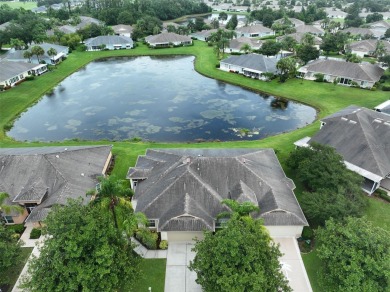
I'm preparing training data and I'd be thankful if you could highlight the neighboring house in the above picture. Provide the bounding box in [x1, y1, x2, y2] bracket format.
[295, 25, 324, 36]
[112, 24, 133, 38]
[84, 35, 134, 51]
[227, 37, 262, 53]
[294, 106, 390, 194]
[325, 7, 348, 19]
[145, 32, 192, 48]
[0, 146, 112, 225]
[3, 43, 69, 64]
[347, 39, 390, 57]
[0, 60, 47, 89]
[368, 20, 390, 39]
[49, 16, 103, 35]
[127, 148, 308, 241]
[220, 53, 278, 80]
[277, 32, 322, 49]
[235, 24, 274, 38]
[374, 100, 390, 115]
[298, 59, 384, 89]
[190, 29, 219, 42]
[342, 27, 376, 39]
[274, 17, 305, 27]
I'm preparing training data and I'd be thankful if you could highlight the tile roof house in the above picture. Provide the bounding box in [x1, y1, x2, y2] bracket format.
[190, 29, 219, 42]
[127, 148, 308, 241]
[220, 53, 278, 80]
[3, 43, 69, 64]
[347, 39, 390, 57]
[112, 24, 133, 38]
[0, 146, 112, 225]
[295, 25, 324, 36]
[298, 59, 384, 89]
[368, 20, 390, 39]
[145, 32, 192, 48]
[84, 35, 134, 51]
[274, 17, 305, 27]
[0, 60, 47, 89]
[277, 32, 322, 49]
[227, 37, 262, 53]
[294, 106, 390, 194]
[235, 24, 275, 38]
[325, 7, 348, 19]
[342, 27, 375, 39]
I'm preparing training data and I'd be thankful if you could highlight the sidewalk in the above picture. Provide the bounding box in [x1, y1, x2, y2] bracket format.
[131, 237, 167, 258]
[19, 224, 39, 248]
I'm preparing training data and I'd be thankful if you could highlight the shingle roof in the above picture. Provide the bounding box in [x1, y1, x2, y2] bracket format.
[277, 32, 322, 45]
[274, 17, 305, 27]
[309, 106, 390, 178]
[236, 24, 273, 34]
[0, 61, 40, 82]
[112, 24, 133, 34]
[300, 59, 384, 82]
[295, 25, 324, 34]
[220, 54, 278, 73]
[0, 146, 112, 222]
[349, 39, 390, 54]
[129, 149, 308, 232]
[85, 35, 133, 47]
[145, 32, 191, 45]
[342, 27, 374, 36]
[228, 37, 262, 50]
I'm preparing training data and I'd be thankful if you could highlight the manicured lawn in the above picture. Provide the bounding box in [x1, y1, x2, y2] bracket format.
[0, 247, 33, 292]
[0, 1, 37, 9]
[302, 251, 322, 292]
[126, 259, 166, 292]
[365, 196, 390, 231]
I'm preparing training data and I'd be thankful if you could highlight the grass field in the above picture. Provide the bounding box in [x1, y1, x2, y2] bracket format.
[128, 259, 166, 292]
[0, 1, 37, 9]
[0, 41, 389, 290]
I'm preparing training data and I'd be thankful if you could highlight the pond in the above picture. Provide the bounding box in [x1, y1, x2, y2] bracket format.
[8, 56, 316, 142]
[175, 13, 247, 26]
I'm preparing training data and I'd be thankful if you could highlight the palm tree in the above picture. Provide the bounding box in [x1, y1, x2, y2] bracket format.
[374, 40, 386, 58]
[47, 47, 57, 64]
[218, 199, 259, 219]
[23, 50, 33, 63]
[240, 43, 252, 54]
[87, 175, 133, 229]
[31, 45, 45, 63]
[0, 192, 24, 223]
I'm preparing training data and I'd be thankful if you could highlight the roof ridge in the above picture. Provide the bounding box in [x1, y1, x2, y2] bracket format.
[261, 209, 308, 225]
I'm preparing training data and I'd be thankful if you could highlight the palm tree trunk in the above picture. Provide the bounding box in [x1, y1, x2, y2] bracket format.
[110, 198, 119, 229]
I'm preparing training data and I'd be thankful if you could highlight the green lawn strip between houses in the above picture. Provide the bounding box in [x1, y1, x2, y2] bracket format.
[0, 1, 37, 10]
[123, 259, 166, 292]
[0, 41, 390, 289]
[0, 247, 34, 292]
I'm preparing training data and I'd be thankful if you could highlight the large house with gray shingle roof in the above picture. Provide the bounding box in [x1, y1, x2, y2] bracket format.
[347, 39, 390, 57]
[145, 32, 192, 48]
[235, 24, 274, 38]
[220, 54, 278, 80]
[0, 146, 112, 225]
[127, 149, 308, 242]
[3, 43, 69, 64]
[294, 106, 390, 194]
[0, 60, 47, 89]
[227, 37, 262, 53]
[84, 35, 134, 51]
[298, 59, 384, 89]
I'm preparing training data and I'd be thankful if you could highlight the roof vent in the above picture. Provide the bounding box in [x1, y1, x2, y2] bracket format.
[81, 173, 85, 176]
[64, 148, 68, 151]
[341, 117, 348, 121]
[55, 155, 59, 158]
[348, 120, 357, 124]
[373, 118, 383, 123]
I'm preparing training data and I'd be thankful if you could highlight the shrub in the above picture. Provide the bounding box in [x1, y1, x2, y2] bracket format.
[215, 64, 220, 68]
[159, 240, 168, 250]
[30, 228, 42, 239]
[382, 85, 390, 91]
[350, 81, 360, 88]
[25, 75, 35, 81]
[136, 228, 158, 249]
[7, 224, 25, 235]
[370, 86, 377, 91]
[301, 226, 314, 240]
[314, 73, 324, 82]
[375, 189, 390, 202]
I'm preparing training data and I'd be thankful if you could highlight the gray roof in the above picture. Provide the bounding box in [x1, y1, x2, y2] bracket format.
[300, 59, 384, 82]
[85, 35, 133, 46]
[3, 43, 68, 62]
[0, 61, 40, 82]
[342, 27, 374, 36]
[277, 32, 322, 45]
[228, 37, 262, 50]
[274, 17, 305, 27]
[112, 24, 133, 34]
[309, 106, 390, 178]
[129, 149, 308, 232]
[349, 39, 390, 54]
[221, 54, 278, 73]
[145, 33, 191, 45]
[236, 24, 273, 34]
[0, 146, 112, 222]
[295, 25, 324, 34]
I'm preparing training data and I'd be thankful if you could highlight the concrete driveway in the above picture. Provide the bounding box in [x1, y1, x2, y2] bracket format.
[164, 242, 202, 292]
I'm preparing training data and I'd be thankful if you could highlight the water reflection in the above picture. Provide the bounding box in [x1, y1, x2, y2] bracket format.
[8, 56, 316, 142]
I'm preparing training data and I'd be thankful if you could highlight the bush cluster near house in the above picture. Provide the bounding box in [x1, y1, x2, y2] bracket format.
[286, 143, 367, 226]
[0, 223, 22, 285]
[29, 228, 41, 239]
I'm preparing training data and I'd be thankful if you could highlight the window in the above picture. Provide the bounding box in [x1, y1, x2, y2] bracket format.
[148, 219, 156, 228]
[3, 216, 14, 224]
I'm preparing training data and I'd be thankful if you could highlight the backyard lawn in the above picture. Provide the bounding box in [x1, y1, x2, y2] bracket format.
[0, 41, 389, 290]
[127, 259, 166, 292]
[0, 247, 33, 292]
[0, 1, 36, 9]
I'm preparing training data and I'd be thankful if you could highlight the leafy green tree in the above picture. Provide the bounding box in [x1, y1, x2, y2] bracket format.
[345, 2, 363, 28]
[0, 192, 24, 220]
[88, 175, 133, 230]
[320, 32, 347, 55]
[276, 57, 296, 82]
[60, 33, 81, 50]
[280, 35, 298, 52]
[47, 47, 57, 63]
[240, 43, 251, 54]
[166, 24, 177, 33]
[195, 17, 206, 31]
[189, 201, 291, 292]
[23, 50, 33, 63]
[10, 38, 25, 50]
[344, 53, 362, 63]
[0, 223, 22, 283]
[286, 143, 367, 226]
[225, 14, 238, 30]
[262, 14, 274, 28]
[365, 12, 383, 23]
[379, 54, 390, 66]
[301, 33, 315, 46]
[296, 44, 319, 64]
[210, 18, 219, 29]
[20, 200, 141, 291]
[316, 217, 390, 291]
[209, 29, 236, 59]
[385, 28, 390, 39]
[374, 40, 387, 58]
[218, 12, 228, 21]
[31, 45, 45, 63]
[259, 39, 282, 56]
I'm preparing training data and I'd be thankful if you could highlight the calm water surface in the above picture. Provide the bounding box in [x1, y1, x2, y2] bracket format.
[8, 56, 316, 142]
